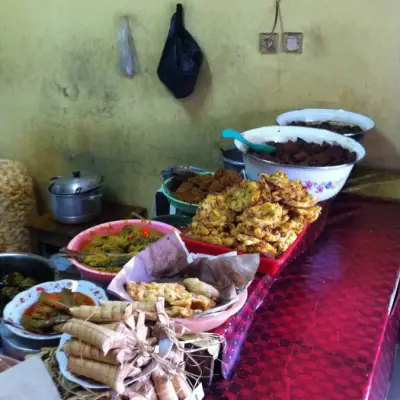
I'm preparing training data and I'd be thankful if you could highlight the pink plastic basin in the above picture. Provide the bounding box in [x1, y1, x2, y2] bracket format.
[67, 219, 179, 283]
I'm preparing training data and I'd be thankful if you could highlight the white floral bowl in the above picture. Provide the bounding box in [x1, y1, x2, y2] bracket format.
[234, 126, 366, 202]
[3, 280, 107, 340]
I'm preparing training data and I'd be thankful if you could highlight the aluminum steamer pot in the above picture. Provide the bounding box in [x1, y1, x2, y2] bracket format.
[48, 171, 103, 224]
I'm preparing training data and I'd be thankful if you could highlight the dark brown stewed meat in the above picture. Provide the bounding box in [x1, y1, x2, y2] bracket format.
[253, 138, 357, 167]
[288, 121, 363, 135]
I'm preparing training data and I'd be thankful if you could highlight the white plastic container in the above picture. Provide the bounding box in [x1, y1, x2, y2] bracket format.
[234, 126, 366, 202]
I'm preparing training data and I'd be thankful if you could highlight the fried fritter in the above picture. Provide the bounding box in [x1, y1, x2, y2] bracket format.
[261, 173, 313, 205]
[273, 230, 298, 254]
[193, 194, 233, 229]
[237, 202, 284, 227]
[290, 205, 321, 223]
[232, 220, 281, 242]
[125, 281, 217, 318]
[281, 193, 316, 208]
[225, 181, 261, 212]
[260, 171, 289, 188]
[188, 232, 236, 248]
[277, 218, 306, 234]
[236, 235, 278, 256]
[187, 171, 322, 258]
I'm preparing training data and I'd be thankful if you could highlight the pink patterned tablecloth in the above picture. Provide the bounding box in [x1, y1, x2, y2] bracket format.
[207, 195, 400, 400]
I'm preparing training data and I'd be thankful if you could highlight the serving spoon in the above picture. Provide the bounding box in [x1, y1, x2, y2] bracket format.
[222, 129, 276, 153]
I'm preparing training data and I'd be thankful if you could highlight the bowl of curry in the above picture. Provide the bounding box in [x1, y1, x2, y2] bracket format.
[67, 220, 179, 282]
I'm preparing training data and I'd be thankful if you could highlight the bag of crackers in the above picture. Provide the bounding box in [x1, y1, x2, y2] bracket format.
[0, 160, 36, 252]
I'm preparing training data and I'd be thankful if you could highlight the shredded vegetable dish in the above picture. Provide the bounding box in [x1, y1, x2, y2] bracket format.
[82, 225, 164, 273]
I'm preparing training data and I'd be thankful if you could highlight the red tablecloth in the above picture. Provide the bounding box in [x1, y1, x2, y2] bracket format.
[207, 195, 400, 400]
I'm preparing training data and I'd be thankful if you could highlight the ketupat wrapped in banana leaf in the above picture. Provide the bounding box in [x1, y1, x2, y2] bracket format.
[151, 367, 179, 400]
[70, 302, 133, 322]
[172, 374, 193, 400]
[63, 339, 125, 365]
[67, 356, 141, 394]
[59, 318, 126, 354]
[124, 378, 157, 400]
[101, 300, 158, 321]
[98, 322, 119, 331]
[53, 300, 214, 399]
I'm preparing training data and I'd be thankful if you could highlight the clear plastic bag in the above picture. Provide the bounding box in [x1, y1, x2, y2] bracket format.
[0, 160, 36, 252]
[118, 16, 139, 77]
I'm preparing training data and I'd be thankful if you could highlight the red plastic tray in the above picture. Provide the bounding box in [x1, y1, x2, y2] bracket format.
[181, 224, 309, 275]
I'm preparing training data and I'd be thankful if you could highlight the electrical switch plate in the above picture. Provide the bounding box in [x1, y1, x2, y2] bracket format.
[283, 32, 303, 54]
[259, 33, 279, 54]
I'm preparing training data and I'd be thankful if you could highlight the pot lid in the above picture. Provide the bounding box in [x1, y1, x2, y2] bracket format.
[49, 171, 103, 195]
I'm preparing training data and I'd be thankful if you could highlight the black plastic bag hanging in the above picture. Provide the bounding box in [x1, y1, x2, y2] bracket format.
[157, 4, 203, 99]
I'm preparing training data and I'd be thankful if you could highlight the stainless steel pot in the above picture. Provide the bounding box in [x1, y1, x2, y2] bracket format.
[48, 171, 103, 224]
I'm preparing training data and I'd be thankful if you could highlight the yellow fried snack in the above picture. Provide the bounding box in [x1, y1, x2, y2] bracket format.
[187, 171, 322, 257]
[236, 234, 278, 256]
[273, 230, 298, 254]
[126, 282, 187, 303]
[231, 220, 281, 242]
[125, 281, 217, 318]
[167, 307, 193, 318]
[289, 205, 321, 223]
[188, 232, 236, 248]
[260, 171, 290, 188]
[225, 181, 261, 212]
[236, 202, 284, 227]
[183, 278, 220, 301]
[193, 194, 233, 228]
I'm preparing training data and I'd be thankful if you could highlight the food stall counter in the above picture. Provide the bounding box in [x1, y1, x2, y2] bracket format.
[206, 194, 400, 400]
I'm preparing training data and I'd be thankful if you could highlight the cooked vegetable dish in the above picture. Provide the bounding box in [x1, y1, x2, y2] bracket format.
[187, 171, 321, 257]
[81, 225, 164, 272]
[20, 289, 95, 334]
[172, 168, 243, 204]
[252, 138, 357, 166]
[0, 272, 37, 311]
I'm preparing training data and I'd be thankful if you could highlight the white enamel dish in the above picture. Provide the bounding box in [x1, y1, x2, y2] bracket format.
[276, 108, 375, 138]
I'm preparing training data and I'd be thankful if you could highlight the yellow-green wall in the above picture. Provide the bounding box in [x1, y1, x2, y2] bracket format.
[0, 0, 399, 210]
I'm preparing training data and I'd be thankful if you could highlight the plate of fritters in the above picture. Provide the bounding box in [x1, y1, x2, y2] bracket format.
[185, 171, 321, 259]
[124, 280, 248, 332]
[125, 278, 227, 319]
